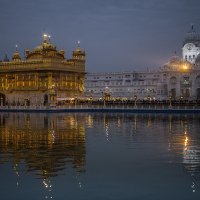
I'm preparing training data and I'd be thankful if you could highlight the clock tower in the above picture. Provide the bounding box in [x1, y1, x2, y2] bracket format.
[182, 25, 200, 63]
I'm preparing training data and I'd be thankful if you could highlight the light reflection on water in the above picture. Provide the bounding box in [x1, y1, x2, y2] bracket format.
[0, 113, 200, 199]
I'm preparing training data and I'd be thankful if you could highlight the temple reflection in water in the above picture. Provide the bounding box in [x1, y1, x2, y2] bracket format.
[0, 113, 200, 196]
[0, 113, 86, 179]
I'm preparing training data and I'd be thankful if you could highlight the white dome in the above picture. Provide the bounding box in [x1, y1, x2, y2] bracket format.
[183, 25, 200, 46]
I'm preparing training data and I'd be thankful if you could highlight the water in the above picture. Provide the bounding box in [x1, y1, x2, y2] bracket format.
[0, 112, 200, 200]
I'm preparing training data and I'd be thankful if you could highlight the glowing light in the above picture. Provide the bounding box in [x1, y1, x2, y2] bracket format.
[184, 136, 188, 147]
[191, 182, 196, 193]
[182, 65, 189, 70]
[184, 131, 187, 135]
[43, 180, 49, 188]
[87, 115, 93, 128]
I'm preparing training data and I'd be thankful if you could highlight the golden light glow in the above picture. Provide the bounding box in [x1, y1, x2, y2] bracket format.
[184, 136, 188, 150]
[182, 65, 189, 71]
[87, 115, 93, 128]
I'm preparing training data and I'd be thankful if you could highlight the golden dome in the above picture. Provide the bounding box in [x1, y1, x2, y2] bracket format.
[163, 55, 192, 71]
[26, 34, 65, 60]
[12, 45, 21, 61]
[73, 41, 85, 57]
[12, 52, 21, 61]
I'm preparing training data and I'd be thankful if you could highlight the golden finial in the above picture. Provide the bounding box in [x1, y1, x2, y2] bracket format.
[43, 33, 48, 43]
[77, 40, 80, 48]
[48, 35, 51, 43]
[15, 44, 18, 52]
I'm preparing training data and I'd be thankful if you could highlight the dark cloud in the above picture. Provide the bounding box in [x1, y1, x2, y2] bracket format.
[0, 0, 200, 72]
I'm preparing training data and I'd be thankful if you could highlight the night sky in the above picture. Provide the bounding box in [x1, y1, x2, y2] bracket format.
[0, 0, 200, 72]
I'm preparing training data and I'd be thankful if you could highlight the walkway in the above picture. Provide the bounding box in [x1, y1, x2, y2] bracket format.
[0, 105, 200, 113]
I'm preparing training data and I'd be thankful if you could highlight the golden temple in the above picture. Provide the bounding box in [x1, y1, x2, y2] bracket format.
[0, 34, 86, 106]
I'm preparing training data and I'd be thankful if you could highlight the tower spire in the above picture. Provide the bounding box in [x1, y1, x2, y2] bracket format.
[3, 54, 9, 62]
[190, 23, 194, 31]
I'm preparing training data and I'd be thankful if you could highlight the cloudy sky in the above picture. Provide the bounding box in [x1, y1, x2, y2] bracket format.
[0, 0, 200, 72]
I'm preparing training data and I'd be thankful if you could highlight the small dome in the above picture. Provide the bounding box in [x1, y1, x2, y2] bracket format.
[33, 43, 56, 52]
[73, 41, 85, 56]
[12, 51, 21, 61]
[163, 55, 192, 71]
[33, 45, 43, 51]
[73, 48, 85, 55]
[183, 25, 200, 46]
[60, 50, 65, 56]
[169, 55, 181, 63]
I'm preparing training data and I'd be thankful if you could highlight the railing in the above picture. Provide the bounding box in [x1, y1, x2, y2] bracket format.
[0, 104, 200, 110]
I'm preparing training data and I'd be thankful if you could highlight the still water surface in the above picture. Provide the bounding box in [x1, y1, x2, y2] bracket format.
[0, 113, 200, 200]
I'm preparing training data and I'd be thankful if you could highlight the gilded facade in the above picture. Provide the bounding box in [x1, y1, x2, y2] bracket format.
[0, 34, 86, 106]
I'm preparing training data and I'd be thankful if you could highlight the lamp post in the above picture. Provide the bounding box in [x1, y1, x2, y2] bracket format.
[147, 95, 150, 108]
[169, 95, 172, 109]
[49, 83, 56, 107]
[179, 96, 183, 109]
[103, 92, 106, 108]
[74, 94, 77, 108]
[134, 95, 137, 108]
[180, 96, 183, 105]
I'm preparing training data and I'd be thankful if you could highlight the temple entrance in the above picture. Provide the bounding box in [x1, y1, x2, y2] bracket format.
[170, 88, 176, 99]
[185, 88, 190, 99]
[44, 94, 48, 105]
[24, 99, 30, 106]
[0, 93, 6, 106]
[196, 88, 200, 100]
[181, 88, 190, 100]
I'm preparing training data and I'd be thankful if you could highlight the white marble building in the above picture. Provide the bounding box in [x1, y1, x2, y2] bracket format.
[86, 26, 200, 100]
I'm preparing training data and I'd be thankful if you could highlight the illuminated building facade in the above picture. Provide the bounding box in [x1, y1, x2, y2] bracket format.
[0, 35, 86, 106]
[86, 26, 200, 100]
